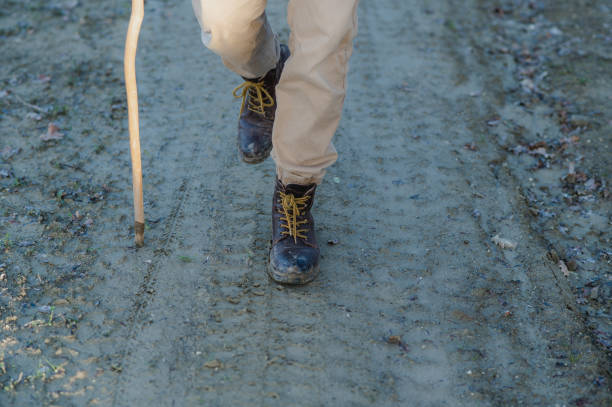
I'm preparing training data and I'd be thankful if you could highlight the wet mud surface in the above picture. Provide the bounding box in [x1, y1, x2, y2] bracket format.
[0, 0, 610, 405]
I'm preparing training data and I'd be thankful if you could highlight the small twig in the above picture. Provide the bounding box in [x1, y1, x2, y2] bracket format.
[12, 92, 47, 113]
[55, 162, 85, 172]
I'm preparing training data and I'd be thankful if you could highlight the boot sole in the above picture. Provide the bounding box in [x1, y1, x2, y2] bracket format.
[240, 151, 270, 164]
[238, 143, 272, 164]
[267, 262, 320, 285]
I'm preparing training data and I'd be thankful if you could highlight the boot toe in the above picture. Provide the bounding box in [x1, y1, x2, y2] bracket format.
[268, 245, 319, 285]
[238, 122, 273, 163]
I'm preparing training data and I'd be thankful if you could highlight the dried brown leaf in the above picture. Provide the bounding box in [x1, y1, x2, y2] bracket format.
[387, 335, 401, 345]
[40, 123, 64, 141]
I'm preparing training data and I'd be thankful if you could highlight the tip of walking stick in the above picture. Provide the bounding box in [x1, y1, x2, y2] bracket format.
[134, 221, 145, 248]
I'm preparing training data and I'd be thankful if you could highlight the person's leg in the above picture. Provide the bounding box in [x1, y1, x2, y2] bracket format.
[268, 0, 359, 284]
[191, 0, 278, 78]
[192, 0, 288, 163]
[272, 0, 359, 185]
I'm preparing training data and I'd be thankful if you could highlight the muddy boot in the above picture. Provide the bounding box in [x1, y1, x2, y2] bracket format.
[232, 44, 290, 164]
[269, 179, 320, 285]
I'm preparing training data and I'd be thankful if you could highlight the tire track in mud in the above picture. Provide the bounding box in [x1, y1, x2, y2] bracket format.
[143, 127, 273, 405]
[312, 2, 461, 404]
[110, 162, 196, 405]
[183, 149, 272, 405]
[124, 173, 193, 328]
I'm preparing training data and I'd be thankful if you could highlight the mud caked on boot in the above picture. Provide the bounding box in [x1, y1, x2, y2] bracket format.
[232, 44, 290, 163]
[269, 179, 320, 285]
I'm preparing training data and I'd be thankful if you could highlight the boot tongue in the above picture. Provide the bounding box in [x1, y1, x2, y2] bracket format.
[242, 64, 276, 84]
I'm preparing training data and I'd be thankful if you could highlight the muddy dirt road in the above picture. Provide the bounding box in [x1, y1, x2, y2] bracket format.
[1, 0, 610, 405]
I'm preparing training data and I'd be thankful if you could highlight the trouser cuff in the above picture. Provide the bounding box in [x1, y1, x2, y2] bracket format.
[276, 166, 325, 186]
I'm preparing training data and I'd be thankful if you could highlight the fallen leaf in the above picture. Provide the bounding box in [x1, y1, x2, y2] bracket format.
[387, 335, 401, 345]
[385, 335, 409, 352]
[520, 78, 535, 93]
[558, 260, 569, 277]
[561, 135, 580, 145]
[487, 117, 501, 126]
[26, 112, 42, 121]
[584, 178, 596, 191]
[491, 234, 517, 250]
[528, 147, 550, 158]
[36, 74, 51, 84]
[527, 141, 547, 150]
[1, 146, 20, 159]
[40, 123, 64, 141]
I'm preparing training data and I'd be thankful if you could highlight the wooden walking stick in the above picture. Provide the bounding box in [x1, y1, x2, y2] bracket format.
[124, 0, 145, 247]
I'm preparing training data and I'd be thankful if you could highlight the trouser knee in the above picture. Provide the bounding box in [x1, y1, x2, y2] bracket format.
[192, 0, 273, 73]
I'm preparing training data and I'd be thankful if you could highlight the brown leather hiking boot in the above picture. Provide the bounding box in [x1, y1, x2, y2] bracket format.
[269, 179, 320, 285]
[233, 44, 290, 164]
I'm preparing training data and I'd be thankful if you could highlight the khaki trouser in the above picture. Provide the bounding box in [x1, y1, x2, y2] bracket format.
[192, 0, 359, 185]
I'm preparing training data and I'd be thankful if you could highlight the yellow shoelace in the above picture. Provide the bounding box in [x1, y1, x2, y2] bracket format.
[278, 191, 310, 244]
[232, 80, 274, 116]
